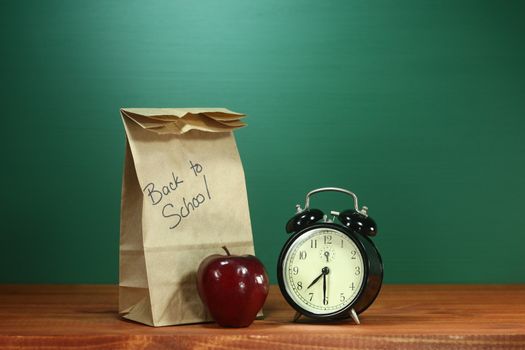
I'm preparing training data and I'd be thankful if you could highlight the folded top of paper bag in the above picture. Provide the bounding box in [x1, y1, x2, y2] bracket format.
[120, 108, 246, 135]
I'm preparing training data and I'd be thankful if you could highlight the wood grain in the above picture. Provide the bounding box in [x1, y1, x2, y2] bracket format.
[0, 284, 524, 349]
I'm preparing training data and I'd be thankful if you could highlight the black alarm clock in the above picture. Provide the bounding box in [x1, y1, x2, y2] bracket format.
[277, 187, 383, 324]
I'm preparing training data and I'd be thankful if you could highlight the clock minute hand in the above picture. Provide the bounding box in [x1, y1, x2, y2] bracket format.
[306, 272, 324, 289]
[323, 271, 327, 305]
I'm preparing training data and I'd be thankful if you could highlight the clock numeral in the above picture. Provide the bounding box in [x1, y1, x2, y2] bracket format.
[351, 250, 357, 260]
[324, 235, 332, 245]
[292, 266, 299, 275]
[323, 296, 328, 305]
[355, 266, 361, 275]
[310, 239, 317, 249]
[308, 293, 314, 302]
[299, 250, 307, 260]
[297, 281, 303, 290]
[341, 239, 344, 248]
[350, 282, 355, 290]
[340, 293, 346, 302]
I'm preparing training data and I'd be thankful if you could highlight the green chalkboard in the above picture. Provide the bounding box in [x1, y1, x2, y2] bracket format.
[1, 0, 524, 283]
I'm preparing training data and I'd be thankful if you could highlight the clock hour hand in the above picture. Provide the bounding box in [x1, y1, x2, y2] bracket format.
[306, 272, 324, 289]
[306, 267, 330, 290]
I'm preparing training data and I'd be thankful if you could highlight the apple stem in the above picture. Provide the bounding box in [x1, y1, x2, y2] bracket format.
[222, 246, 231, 256]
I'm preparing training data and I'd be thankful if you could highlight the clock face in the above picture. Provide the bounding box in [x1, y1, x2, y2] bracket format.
[281, 227, 365, 315]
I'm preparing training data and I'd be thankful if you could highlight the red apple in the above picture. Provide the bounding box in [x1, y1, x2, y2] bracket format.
[197, 246, 269, 327]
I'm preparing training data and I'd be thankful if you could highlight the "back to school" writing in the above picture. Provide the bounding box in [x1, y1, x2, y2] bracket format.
[142, 160, 211, 230]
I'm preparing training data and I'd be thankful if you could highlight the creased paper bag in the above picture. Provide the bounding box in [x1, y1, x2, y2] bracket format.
[119, 108, 256, 326]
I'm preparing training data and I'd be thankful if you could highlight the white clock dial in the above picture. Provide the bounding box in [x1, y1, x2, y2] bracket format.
[282, 227, 365, 315]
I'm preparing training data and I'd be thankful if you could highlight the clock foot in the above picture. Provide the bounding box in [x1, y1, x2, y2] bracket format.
[293, 311, 302, 322]
[350, 308, 360, 325]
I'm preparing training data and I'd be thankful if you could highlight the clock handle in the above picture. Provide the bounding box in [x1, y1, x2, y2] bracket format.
[302, 187, 368, 216]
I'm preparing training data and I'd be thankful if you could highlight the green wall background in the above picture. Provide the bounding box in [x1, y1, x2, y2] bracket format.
[1, 0, 524, 284]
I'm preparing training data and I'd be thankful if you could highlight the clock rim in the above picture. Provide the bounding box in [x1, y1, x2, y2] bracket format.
[277, 223, 370, 320]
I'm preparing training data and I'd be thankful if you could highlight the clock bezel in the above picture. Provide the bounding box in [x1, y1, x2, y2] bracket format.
[277, 222, 370, 320]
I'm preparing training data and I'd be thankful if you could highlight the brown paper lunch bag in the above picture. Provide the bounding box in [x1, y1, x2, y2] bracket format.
[118, 108, 256, 326]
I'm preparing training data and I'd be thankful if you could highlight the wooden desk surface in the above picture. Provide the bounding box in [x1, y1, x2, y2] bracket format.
[0, 284, 524, 349]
